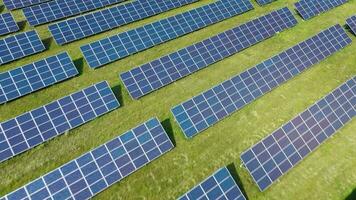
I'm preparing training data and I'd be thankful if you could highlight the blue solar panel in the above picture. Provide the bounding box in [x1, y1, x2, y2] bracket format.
[171, 24, 352, 138]
[0, 81, 120, 163]
[23, 0, 125, 26]
[1, 117, 174, 200]
[3, 0, 50, 10]
[81, 0, 254, 69]
[295, 0, 347, 20]
[346, 15, 356, 35]
[0, 13, 19, 36]
[179, 167, 246, 200]
[0, 30, 45, 66]
[49, 0, 199, 45]
[255, 0, 276, 5]
[0, 52, 78, 104]
[241, 77, 356, 191]
[120, 7, 297, 99]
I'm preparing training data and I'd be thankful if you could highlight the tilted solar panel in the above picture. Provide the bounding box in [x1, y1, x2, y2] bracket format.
[120, 7, 297, 99]
[255, 0, 276, 5]
[49, 0, 199, 45]
[1, 118, 174, 200]
[178, 167, 246, 200]
[171, 24, 352, 138]
[346, 15, 356, 35]
[81, 0, 254, 69]
[0, 13, 19, 36]
[23, 0, 125, 26]
[0, 52, 78, 104]
[0, 81, 120, 163]
[3, 0, 50, 10]
[295, 0, 347, 20]
[241, 77, 356, 191]
[0, 30, 45, 66]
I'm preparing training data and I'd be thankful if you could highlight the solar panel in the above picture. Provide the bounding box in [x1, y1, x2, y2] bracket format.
[346, 15, 356, 35]
[81, 0, 254, 69]
[295, 0, 348, 20]
[0, 52, 78, 104]
[0, 30, 45, 66]
[0, 13, 19, 36]
[23, 0, 125, 26]
[120, 7, 297, 99]
[1, 117, 174, 200]
[3, 0, 50, 10]
[171, 24, 352, 138]
[178, 167, 246, 200]
[0, 81, 120, 163]
[255, 0, 276, 5]
[241, 77, 356, 191]
[49, 0, 199, 45]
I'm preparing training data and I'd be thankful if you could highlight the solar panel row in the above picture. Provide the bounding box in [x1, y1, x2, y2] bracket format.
[23, 0, 125, 26]
[0, 13, 19, 36]
[346, 15, 356, 35]
[49, 0, 199, 45]
[295, 0, 348, 20]
[2, 118, 174, 200]
[241, 76, 355, 191]
[255, 0, 276, 6]
[0, 81, 120, 163]
[0, 52, 78, 104]
[171, 24, 352, 138]
[3, 0, 50, 10]
[120, 7, 297, 99]
[81, 0, 254, 69]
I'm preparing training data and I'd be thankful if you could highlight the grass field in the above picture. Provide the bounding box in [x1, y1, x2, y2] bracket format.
[0, 0, 355, 199]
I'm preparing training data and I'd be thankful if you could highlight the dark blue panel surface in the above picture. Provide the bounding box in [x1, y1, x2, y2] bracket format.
[255, 0, 276, 5]
[0, 13, 19, 36]
[346, 15, 356, 35]
[3, 0, 50, 10]
[295, 0, 347, 20]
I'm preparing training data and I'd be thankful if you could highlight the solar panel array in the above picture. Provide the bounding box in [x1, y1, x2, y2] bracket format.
[120, 7, 297, 99]
[23, 0, 124, 26]
[346, 15, 356, 35]
[0, 13, 19, 36]
[0, 81, 120, 163]
[2, 117, 174, 200]
[179, 167, 246, 200]
[0, 52, 78, 104]
[241, 77, 356, 191]
[295, 0, 348, 20]
[49, 0, 199, 45]
[81, 0, 254, 69]
[255, 0, 276, 5]
[3, 0, 50, 10]
[171, 24, 352, 138]
[0, 30, 45, 66]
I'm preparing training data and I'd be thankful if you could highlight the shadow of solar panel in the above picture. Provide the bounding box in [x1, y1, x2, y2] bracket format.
[0, 13, 19, 36]
[23, 0, 124, 26]
[346, 15, 356, 35]
[295, 0, 348, 20]
[1, 118, 174, 200]
[0, 81, 120, 163]
[120, 7, 297, 100]
[171, 24, 352, 138]
[0, 52, 78, 104]
[255, 0, 276, 5]
[3, 0, 50, 10]
[49, 0, 199, 45]
[0, 30, 45, 66]
[178, 167, 246, 200]
[241, 77, 356, 191]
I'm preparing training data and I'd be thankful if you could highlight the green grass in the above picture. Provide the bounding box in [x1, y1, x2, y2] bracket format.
[0, 0, 355, 199]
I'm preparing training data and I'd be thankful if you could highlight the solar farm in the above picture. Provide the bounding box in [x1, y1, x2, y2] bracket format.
[0, 0, 355, 199]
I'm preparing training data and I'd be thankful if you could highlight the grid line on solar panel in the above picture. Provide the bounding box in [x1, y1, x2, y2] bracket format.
[0, 52, 79, 104]
[120, 7, 297, 100]
[23, 0, 125, 26]
[3, 0, 51, 10]
[0, 30, 45, 66]
[178, 167, 246, 200]
[49, 0, 199, 45]
[346, 15, 356, 35]
[171, 24, 352, 138]
[295, 0, 348, 20]
[0, 13, 19, 36]
[240, 76, 356, 191]
[0, 81, 120, 163]
[1, 117, 174, 200]
[81, 0, 254, 69]
[256, 0, 276, 5]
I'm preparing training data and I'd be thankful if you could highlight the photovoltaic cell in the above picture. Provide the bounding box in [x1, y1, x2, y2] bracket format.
[171, 24, 352, 138]
[81, 0, 254, 69]
[0, 81, 120, 163]
[49, 0, 199, 45]
[346, 15, 356, 35]
[295, 0, 347, 20]
[0, 30, 45, 66]
[120, 7, 297, 99]
[1, 118, 174, 200]
[255, 0, 276, 5]
[3, 0, 50, 10]
[0, 52, 78, 104]
[0, 13, 19, 36]
[178, 167, 246, 200]
[23, 0, 125, 26]
[241, 77, 356, 191]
